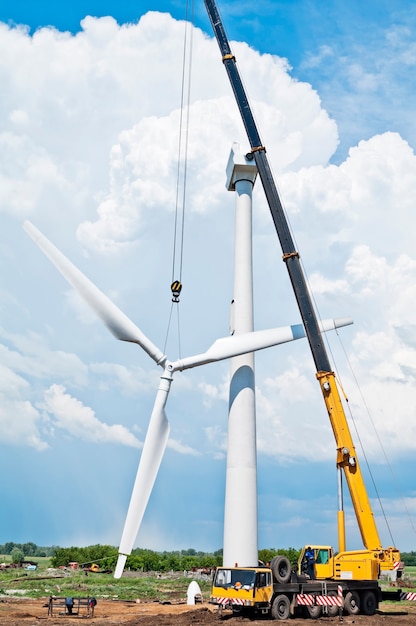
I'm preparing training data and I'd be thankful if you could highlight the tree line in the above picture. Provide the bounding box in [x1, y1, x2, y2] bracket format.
[50, 545, 300, 572]
[2, 542, 415, 570]
[0, 542, 299, 571]
[0, 542, 55, 559]
[401, 551, 416, 566]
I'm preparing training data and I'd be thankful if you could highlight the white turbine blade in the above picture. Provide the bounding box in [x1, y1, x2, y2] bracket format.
[114, 373, 171, 579]
[23, 221, 165, 366]
[319, 317, 353, 332]
[170, 317, 352, 371]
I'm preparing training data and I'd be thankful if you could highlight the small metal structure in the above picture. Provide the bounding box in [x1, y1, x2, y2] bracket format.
[47, 595, 96, 617]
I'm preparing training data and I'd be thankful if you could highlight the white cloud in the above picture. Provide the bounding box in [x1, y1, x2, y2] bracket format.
[0, 329, 88, 386]
[1, 11, 416, 470]
[167, 438, 201, 455]
[0, 131, 68, 215]
[204, 425, 227, 459]
[280, 133, 416, 256]
[0, 14, 338, 250]
[302, 44, 334, 70]
[199, 378, 229, 405]
[0, 363, 47, 450]
[90, 361, 157, 395]
[41, 383, 141, 447]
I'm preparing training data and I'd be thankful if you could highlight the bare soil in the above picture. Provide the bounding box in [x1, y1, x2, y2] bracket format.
[0, 597, 415, 626]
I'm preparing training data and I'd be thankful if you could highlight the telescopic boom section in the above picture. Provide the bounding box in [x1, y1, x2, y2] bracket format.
[204, 0, 330, 374]
[204, 0, 395, 559]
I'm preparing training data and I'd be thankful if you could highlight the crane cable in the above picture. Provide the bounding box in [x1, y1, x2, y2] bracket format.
[295, 241, 415, 546]
[306, 266, 399, 545]
[164, 0, 195, 356]
[334, 330, 416, 543]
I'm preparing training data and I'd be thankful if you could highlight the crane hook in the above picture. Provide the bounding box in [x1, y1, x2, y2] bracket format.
[171, 280, 182, 303]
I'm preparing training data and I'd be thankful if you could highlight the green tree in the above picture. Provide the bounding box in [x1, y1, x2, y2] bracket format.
[11, 547, 24, 564]
[4, 542, 15, 555]
[51, 547, 82, 567]
[183, 548, 196, 556]
[402, 552, 416, 566]
[182, 555, 198, 571]
[50, 544, 117, 568]
[126, 553, 144, 571]
[22, 542, 37, 556]
[258, 547, 301, 568]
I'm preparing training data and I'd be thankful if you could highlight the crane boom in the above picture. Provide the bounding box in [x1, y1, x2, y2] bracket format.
[204, 0, 399, 567]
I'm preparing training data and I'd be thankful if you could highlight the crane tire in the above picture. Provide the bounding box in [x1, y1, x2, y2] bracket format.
[326, 593, 340, 616]
[327, 603, 340, 617]
[271, 594, 290, 620]
[270, 555, 291, 584]
[345, 590, 360, 615]
[305, 604, 322, 618]
[361, 590, 377, 615]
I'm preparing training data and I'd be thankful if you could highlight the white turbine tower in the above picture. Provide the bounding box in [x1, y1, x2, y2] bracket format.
[23, 220, 352, 579]
[223, 143, 258, 567]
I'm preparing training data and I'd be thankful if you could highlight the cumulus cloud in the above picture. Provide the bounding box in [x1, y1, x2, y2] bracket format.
[1, 10, 416, 471]
[280, 133, 416, 258]
[0, 14, 338, 248]
[167, 438, 201, 455]
[0, 363, 47, 450]
[90, 361, 158, 395]
[41, 383, 141, 447]
[0, 328, 88, 387]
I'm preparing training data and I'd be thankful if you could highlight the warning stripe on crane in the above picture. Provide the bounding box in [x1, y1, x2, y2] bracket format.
[400, 592, 416, 601]
[296, 594, 315, 606]
[215, 597, 245, 606]
[316, 595, 343, 607]
[297, 587, 343, 608]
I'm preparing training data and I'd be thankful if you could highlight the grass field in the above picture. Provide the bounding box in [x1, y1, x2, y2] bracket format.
[0, 557, 212, 602]
[0, 557, 414, 603]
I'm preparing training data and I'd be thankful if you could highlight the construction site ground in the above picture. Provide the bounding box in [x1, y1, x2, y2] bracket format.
[1, 596, 415, 625]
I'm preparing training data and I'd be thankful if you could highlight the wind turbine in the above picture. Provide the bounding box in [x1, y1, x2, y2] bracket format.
[23, 220, 352, 577]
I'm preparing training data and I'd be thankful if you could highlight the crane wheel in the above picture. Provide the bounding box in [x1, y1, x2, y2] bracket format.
[271, 594, 290, 620]
[326, 603, 340, 617]
[345, 591, 360, 615]
[270, 556, 291, 584]
[361, 590, 377, 615]
[305, 605, 322, 618]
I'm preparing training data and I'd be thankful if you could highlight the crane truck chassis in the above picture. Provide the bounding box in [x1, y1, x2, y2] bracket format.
[209, 556, 409, 620]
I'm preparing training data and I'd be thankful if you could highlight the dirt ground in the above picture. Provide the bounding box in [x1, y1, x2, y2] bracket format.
[0, 597, 415, 626]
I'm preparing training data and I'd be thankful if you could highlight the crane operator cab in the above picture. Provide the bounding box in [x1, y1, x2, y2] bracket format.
[298, 546, 333, 580]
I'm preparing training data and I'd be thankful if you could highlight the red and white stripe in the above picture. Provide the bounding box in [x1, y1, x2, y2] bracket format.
[297, 586, 344, 608]
[296, 594, 315, 606]
[215, 597, 245, 606]
[400, 592, 416, 602]
[316, 595, 343, 607]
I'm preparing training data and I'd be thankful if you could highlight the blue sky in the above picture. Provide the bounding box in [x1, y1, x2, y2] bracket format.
[0, 0, 416, 559]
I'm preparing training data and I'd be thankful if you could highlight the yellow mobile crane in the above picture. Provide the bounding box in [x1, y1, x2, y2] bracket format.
[295, 366, 402, 581]
[204, 0, 403, 618]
